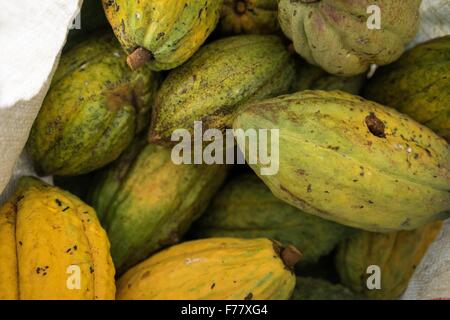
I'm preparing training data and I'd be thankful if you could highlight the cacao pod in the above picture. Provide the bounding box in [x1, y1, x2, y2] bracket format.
[364, 36, 450, 141]
[278, 0, 421, 76]
[89, 139, 228, 274]
[292, 277, 362, 300]
[336, 221, 443, 299]
[219, 0, 279, 35]
[294, 60, 366, 95]
[0, 177, 115, 300]
[116, 238, 301, 300]
[102, 0, 222, 70]
[149, 35, 296, 144]
[233, 90, 450, 232]
[28, 33, 158, 176]
[191, 173, 355, 265]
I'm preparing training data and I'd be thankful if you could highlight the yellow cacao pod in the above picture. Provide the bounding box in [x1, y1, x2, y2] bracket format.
[233, 90, 450, 232]
[336, 221, 443, 300]
[117, 238, 300, 300]
[0, 177, 115, 300]
[102, 0, 222, 70]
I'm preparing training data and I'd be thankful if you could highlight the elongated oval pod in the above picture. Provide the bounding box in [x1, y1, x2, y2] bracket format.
[117, 238, 301, 300]
[0, 177, 115, 300]
[89, 139, 228, 274]
[102, 0, 223, 70]
[233, 90, 450, 232]
[28, 33, 158, 176]
[149, 35, 296, 145]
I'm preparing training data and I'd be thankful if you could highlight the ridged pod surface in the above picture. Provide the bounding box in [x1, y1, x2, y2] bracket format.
[0, 177, 115, 300]
[28, 34, 158, 176]
[278, 0, 421, 76]
[233, 90, 450, 232]
[294, 60, 365, 95]
[192, 174, 354, 265]
[102, 0, 222, 70]
[117, 238, 300, 300]
[364, 36, 450, 141]
[149, 35, 296, 144]
[219, 0, 279, 35]
[89, 139, 228, 274]
[292, 277, 362, 300]
[336, 221, 443, 299]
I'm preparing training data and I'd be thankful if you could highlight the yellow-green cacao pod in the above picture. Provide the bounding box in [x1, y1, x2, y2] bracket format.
[102, 0, 222, 71]
[278, 0, 421, 76]
[292, 277, 362, 300]
[28, 34, 158, 176]
[219, 0, 279, 35]
[117, 238, 301, 300]
[191, 174, 355, 265]
[336, 221, 443, 299]
[364, 36, 450, 141]
[149, 35, 296, 144]
[89, 139, 228, 274]
[233, 90, 450, 232]
[294, 60, 366, 95]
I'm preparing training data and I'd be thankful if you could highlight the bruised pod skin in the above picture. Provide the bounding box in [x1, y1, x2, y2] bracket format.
[219, 0, 280, 35]
[233, 90, 450, 232]
[89, 139, 228, 274]
[28, 34, 158, 176]
[117, 238, 301, 300]
[336, 221, 443, 300]
[149, 35, 296, 145]
[102, 0, 222, 71]
[364, 36, 450, 141]
[278, 0, 421, 76]
[0, 177, 115, 300]
[191, 174, 355, 265]
[294, 59, 366, 95]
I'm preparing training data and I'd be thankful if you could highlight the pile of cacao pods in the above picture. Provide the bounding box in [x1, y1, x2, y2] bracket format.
[0, 0, 448, 300]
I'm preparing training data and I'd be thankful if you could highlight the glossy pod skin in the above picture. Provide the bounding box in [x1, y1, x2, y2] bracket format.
[149, 35, 296, 145]
[102, 0, 222, 70]
[0, 177, 115, 300]
[191, 173, 355, 265]
[219, 0, 279, 35]
[233, 90, 450, 232]
[278, 0, 421, 76]
[89, 139, 228, 274]
[116, 238, 301, 300]
[336, 221, 443, 299]
[364, 36, 450, 141]
[28, 33, 158, 176]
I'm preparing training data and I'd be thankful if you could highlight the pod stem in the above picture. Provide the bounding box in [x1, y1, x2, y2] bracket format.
[281, 245, 302, 269]
[127, 47, 153, 70]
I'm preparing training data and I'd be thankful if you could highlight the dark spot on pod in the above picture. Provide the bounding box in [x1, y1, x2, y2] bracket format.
[244, 293, 253, 300]
[365, 112, 386, 138]
[55, 199, 62, 206]
[307, 184, 312, 193]
[62, 206, 70, 212]
[211, 283, 216, 289]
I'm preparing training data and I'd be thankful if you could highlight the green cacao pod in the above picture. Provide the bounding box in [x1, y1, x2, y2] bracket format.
[191, 174, 355, 265]
[28, 34, 158, 176]
[102, 0, 222, 70]
[364, 36, 450, 141]
[292, 277, 362, 300]
[294, 60, 365, 95]
[149, 35, 296, 144]
[233, 90, 450, 232]
[89, 139, 228, 273]
[278, 0, 421, 76]
[219, 0, 279, 35]
[336, 221, 443, 299]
